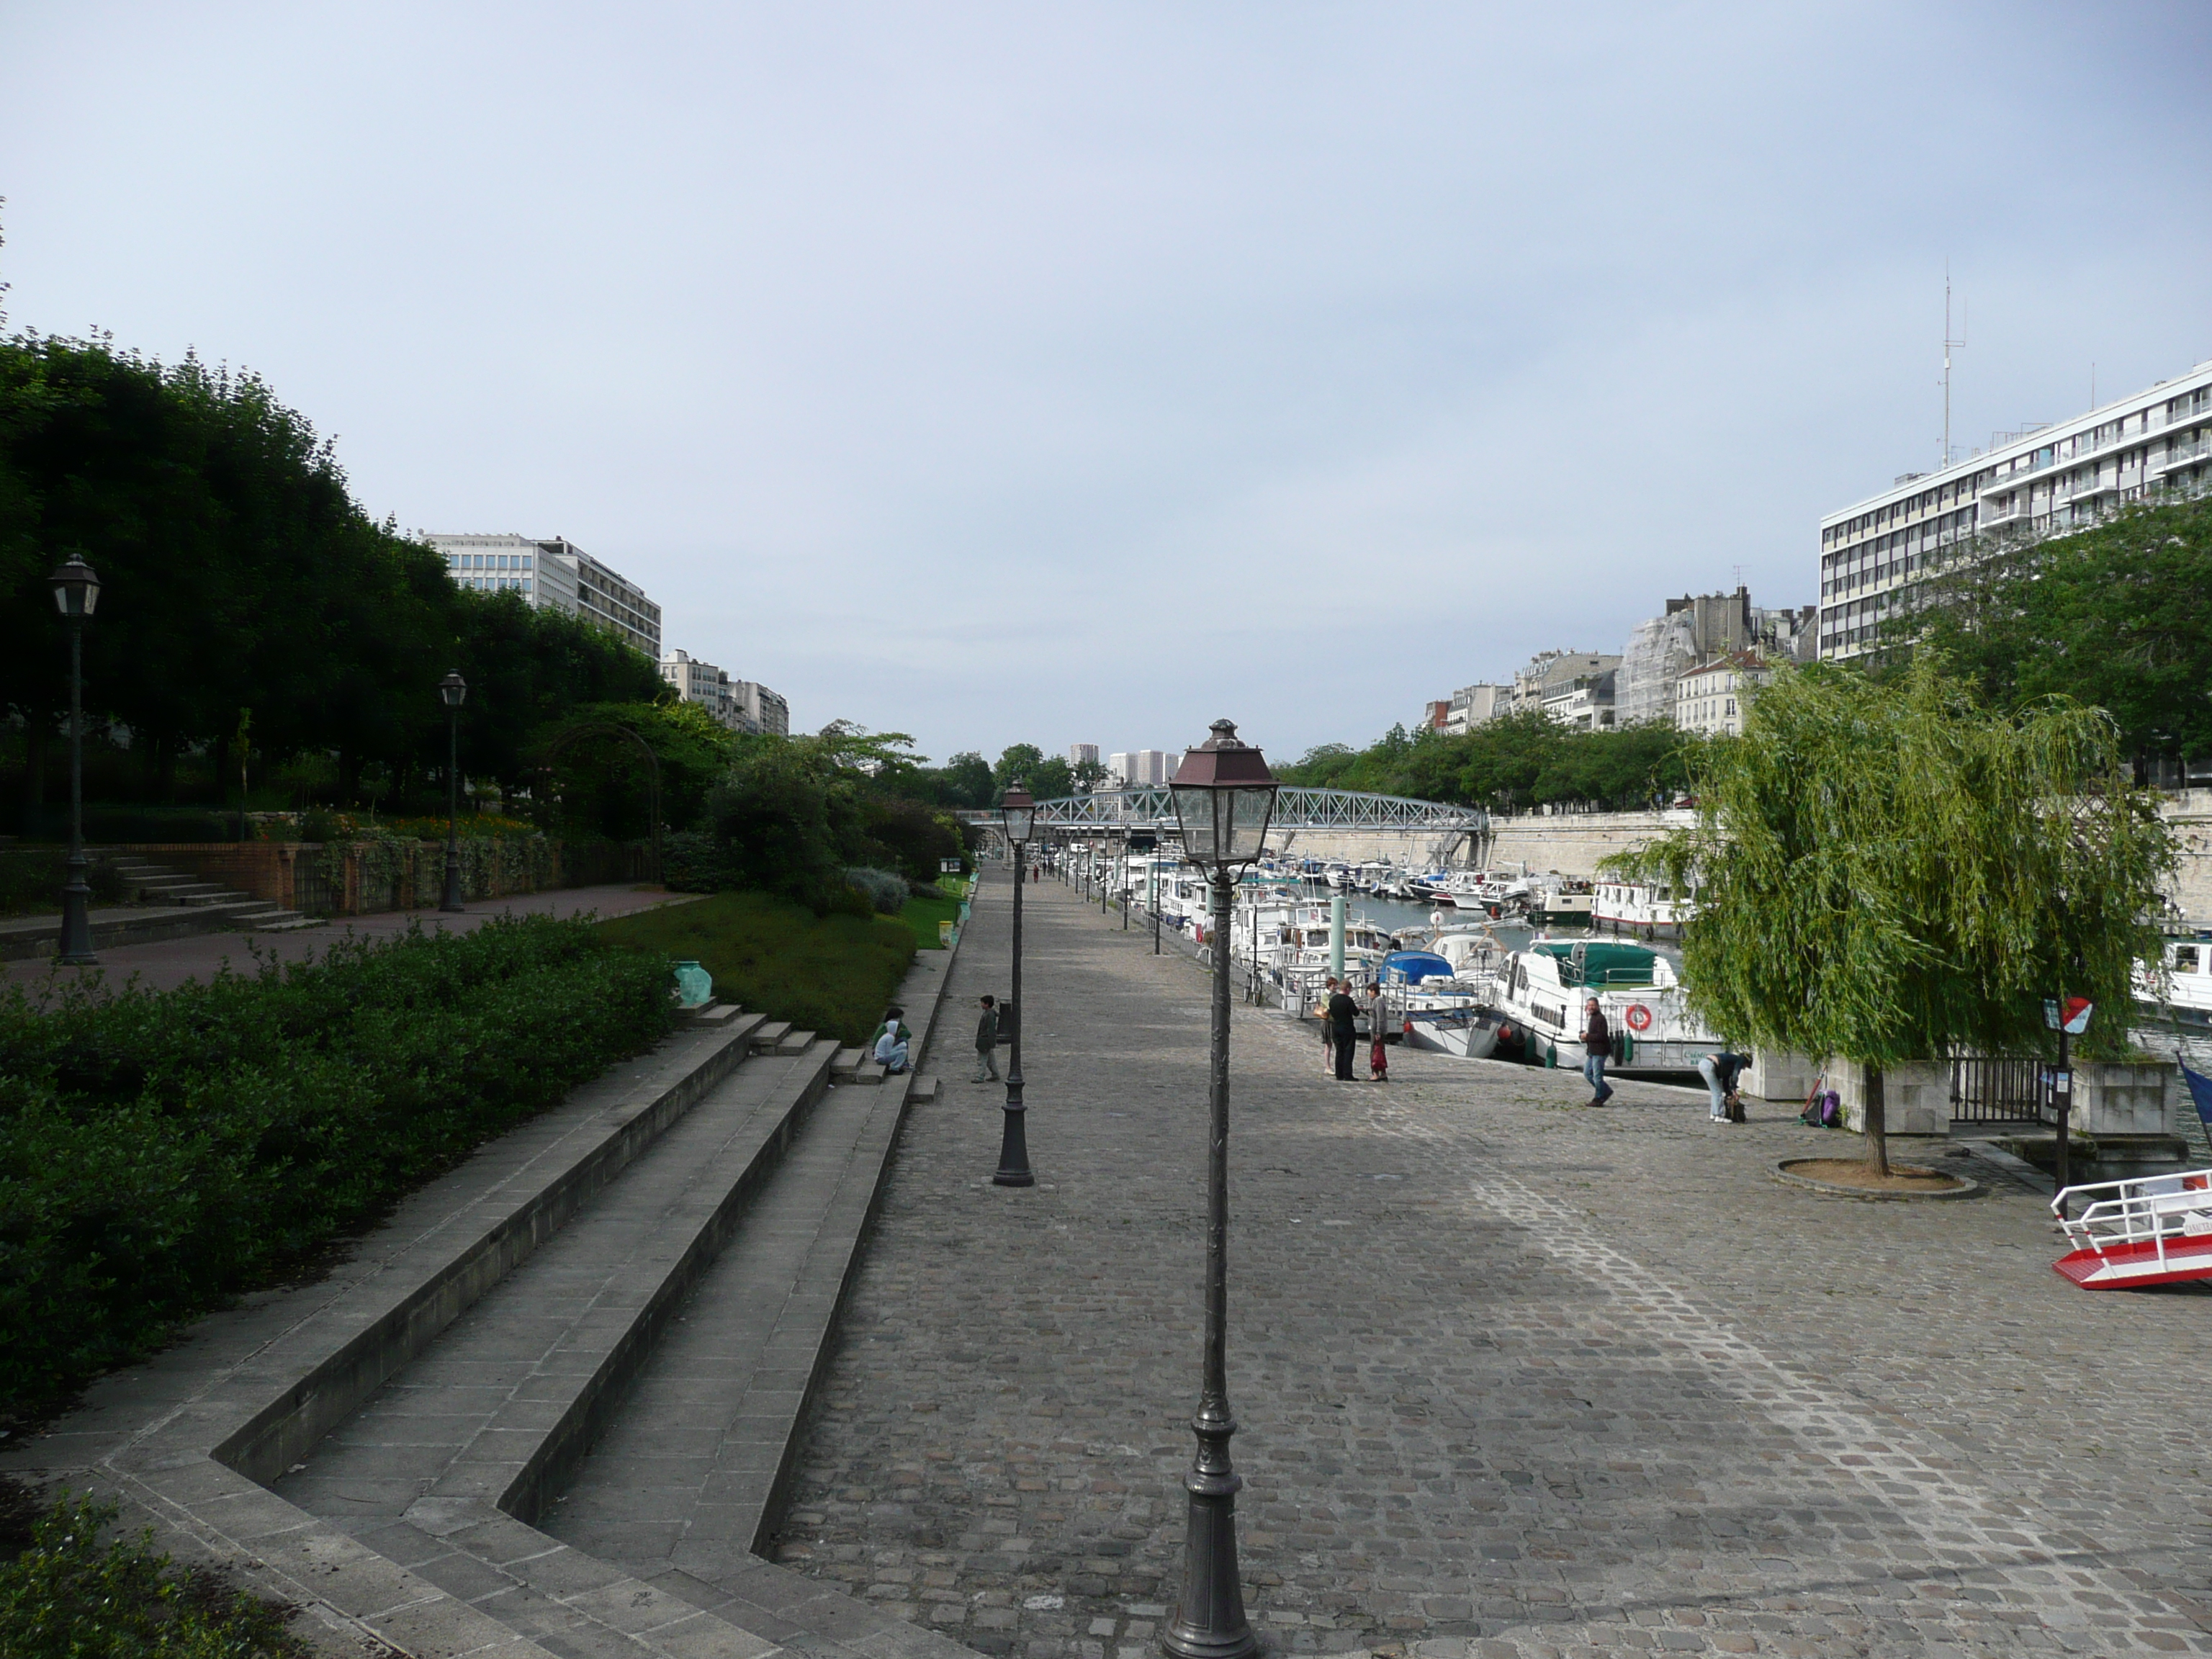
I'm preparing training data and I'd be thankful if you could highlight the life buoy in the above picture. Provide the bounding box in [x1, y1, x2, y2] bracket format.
[1624, 1003, 1653, 1032]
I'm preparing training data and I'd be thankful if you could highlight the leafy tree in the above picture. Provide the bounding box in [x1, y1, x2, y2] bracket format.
[1905, 493, 2212, 763]
[0, 331, 665, 822]
[1277, 709, 1694, 811]
[1071, 757, 1109, 793]
[993, 744, 1046, 787]
[1611, 661, 2171, 1174]
[528, 698, 736, 840]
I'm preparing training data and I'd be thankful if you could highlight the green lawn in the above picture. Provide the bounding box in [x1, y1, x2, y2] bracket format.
[899, 889, 962, 949]
[595, 891, 929, 1046]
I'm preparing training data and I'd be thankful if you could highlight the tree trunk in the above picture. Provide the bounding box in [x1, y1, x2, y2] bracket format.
[1864, 1065, 1890, 1179]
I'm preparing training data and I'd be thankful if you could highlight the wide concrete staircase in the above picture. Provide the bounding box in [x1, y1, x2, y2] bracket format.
[101, 850, 320, 932]
[258, 1013, 954, 1659]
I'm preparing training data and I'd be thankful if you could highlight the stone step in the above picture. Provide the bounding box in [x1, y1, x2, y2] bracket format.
[830, 1046, 865, 1080]
[534, 1057, 935, 1629]
[747, 1020, 793, 1053]
[276, 1038, 837, 1527]
[773, 1028, 814, 1057]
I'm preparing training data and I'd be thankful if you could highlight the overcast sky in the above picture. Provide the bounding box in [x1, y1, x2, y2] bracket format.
[4, 2, 2210, 768]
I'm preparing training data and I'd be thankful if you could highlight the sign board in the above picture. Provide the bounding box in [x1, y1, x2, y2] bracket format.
[2044, 997, 2095, 1035]
[940, 858, 963, 873]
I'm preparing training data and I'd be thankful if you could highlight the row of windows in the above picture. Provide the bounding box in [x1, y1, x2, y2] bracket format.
[449, 552, 532, 572]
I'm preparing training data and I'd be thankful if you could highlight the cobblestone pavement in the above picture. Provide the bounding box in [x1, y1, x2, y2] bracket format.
[771, 872, 2212, 1658]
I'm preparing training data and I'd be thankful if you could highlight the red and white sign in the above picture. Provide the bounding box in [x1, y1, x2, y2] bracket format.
[1623, 1003, 1653, 1032]
[2044, 997, 2095, 1035]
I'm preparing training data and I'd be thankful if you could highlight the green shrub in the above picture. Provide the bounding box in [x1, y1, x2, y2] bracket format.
[0, 853, 127, 918]
[0, 914, 674, 1415]
[842, 866, 909, 914]
[596, 891, 916, 1046]
[0, 1493, 305, 1658]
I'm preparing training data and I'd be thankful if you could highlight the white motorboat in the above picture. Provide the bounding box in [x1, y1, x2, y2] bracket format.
[2135, 935, 2212, 1030]
[1593, 880, 1696, 940]
[1525, 877, 1596, 927]
[1492, 940, 1716, 1071]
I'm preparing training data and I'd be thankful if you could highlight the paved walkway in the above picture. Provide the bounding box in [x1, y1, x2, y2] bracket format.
[1, 884, 688, 994]
[770, 871, 2212, 1658]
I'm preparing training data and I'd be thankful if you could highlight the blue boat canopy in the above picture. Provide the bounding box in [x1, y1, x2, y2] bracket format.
[1377, 950, 1456, 984]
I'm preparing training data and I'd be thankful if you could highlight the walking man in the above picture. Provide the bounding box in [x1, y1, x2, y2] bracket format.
[1326, 981, 1360, 1082]
[1581, 997, 1614, 1105]
[973, 994, 1001, 1083]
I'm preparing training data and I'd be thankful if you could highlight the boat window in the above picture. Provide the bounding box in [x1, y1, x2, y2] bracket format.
[2180, 945, 2203, 974]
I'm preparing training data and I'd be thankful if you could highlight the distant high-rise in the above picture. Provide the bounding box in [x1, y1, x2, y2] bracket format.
[1109, 750, 1171, 786]
[1069, 743, 1101, 768]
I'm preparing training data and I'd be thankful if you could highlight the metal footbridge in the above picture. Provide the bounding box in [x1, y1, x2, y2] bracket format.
[963, 787, 1488, 860]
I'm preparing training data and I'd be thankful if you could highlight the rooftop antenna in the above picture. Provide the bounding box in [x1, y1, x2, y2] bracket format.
[1941, 264, 1967, 469]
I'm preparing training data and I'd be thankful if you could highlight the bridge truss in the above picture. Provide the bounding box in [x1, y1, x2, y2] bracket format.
[963, 788, 1488, 861]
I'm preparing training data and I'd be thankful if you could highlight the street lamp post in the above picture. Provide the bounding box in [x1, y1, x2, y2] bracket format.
[439, 673, 468, 913]
[994, 782, 1037, 1187]
[48, 556, 102, 966]
[1161, 719, 1279, 1659]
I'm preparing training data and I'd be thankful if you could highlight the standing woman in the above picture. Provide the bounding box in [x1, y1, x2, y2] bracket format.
[1316, 976, 1339, 1075]
[1367, 985, 1390, 1082]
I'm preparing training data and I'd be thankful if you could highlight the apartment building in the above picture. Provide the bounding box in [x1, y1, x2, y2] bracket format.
[1068, 743, 1101, 768]
[1675, 649, 1771, 737]
[1616, 589, 1812, 726]
[1817, 358, 2212, 660]
[1426, 683, 1512, 736]
[732, 680, 789, 737]
[426, 534, 662, 659]
[659, 649, 741, 729]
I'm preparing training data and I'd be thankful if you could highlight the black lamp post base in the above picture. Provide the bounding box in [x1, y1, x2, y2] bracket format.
[993, 1101, 1035, 1187]
[1161, 1470, 1256, 1659]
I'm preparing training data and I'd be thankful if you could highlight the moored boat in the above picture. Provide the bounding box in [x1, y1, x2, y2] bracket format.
[1492, 939, 1715, 1071]
[1593, 879, 1696, 940]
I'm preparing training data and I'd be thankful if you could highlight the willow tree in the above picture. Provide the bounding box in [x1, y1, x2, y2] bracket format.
[1612, 659, 2171, 1175]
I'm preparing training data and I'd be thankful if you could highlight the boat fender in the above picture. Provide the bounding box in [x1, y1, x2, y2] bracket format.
[1544, 1041, 1557, 1068]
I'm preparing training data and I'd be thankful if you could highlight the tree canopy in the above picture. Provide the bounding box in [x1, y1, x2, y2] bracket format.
[1280, 709, 1699, 811]
[1612, 660, 2172, 1170]
[1903, 493, 2212, 763]
[1, 332, 660, 817]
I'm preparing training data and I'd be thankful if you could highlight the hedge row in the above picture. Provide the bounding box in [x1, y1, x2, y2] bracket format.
[0, 915, 674, 1416]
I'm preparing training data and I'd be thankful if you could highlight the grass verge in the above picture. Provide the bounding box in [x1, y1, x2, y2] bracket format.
[596, 890, 922, 1045]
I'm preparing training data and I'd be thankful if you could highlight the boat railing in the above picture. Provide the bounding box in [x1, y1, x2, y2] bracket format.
[2054, 1171, 2212, 1268]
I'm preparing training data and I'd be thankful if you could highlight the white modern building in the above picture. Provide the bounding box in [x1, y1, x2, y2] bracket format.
[1109, 750, 1171, 786]
[1068, 743, 1101, 768]
[1817, 358, 2212, 660]
[426, 534, 662, 660]
[659, 649, 739, 729]
[732, 680, 789, 737]
[1675, 649, 1771, 737]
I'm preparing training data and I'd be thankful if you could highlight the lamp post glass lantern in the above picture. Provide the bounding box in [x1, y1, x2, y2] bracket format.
[48, 556, 102, 965]
[994, 783, 1036, 1187]
[439, 673, 468, 913]
[1161, 719, 1278, 1659]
